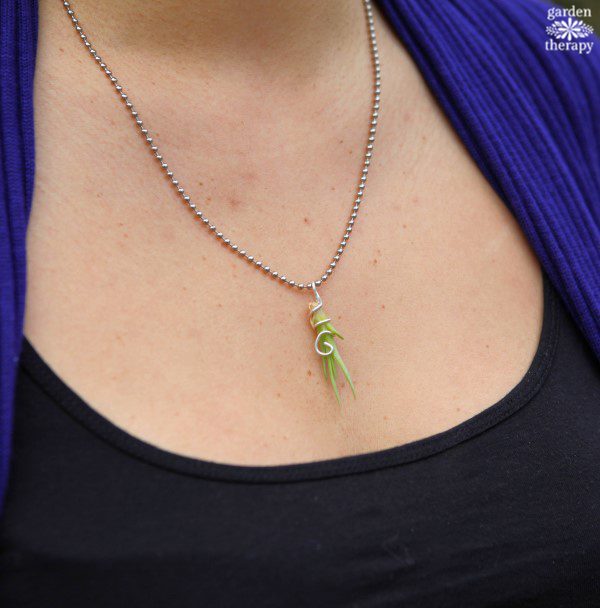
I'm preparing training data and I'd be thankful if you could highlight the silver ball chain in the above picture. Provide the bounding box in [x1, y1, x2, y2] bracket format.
[62, 0, 381, 291]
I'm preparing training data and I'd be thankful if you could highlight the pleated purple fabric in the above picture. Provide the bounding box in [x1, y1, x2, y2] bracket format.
[1, 0, 38, 514]
[0, 0, 598, 514]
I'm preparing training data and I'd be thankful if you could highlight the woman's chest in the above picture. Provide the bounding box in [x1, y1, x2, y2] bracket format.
[22, 150, 546, 467]
[24, 23, 546, 466]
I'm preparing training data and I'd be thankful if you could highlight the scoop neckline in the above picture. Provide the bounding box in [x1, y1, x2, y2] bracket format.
[19, 269, 560, 484]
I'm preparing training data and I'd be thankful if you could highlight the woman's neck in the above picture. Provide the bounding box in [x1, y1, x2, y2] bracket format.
[65, 0, 369, 81]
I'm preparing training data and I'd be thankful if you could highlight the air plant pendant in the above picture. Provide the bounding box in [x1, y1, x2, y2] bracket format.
[308, 285, 357, 406]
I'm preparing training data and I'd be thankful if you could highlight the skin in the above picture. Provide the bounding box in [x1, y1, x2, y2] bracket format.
[23, 0, 544, 466]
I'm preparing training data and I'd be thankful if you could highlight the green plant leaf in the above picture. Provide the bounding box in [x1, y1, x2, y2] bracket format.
[333, 348, 357, 399]
[327, 355, 342, 406]
[326, 322, 345, 340]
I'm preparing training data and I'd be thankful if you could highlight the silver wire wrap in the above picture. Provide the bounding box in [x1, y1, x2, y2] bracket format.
[309, 285, 334, 357]
[61, 0, 380, 291]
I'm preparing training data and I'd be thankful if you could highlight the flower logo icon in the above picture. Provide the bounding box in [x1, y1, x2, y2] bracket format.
[546, 17, 594, 41]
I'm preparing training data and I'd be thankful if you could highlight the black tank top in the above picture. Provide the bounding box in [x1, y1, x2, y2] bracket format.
[1, 268, 600, 607]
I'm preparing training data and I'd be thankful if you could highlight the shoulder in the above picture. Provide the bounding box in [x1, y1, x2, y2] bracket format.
[378, 0, 600, 362]
[378, 0, 600, 196]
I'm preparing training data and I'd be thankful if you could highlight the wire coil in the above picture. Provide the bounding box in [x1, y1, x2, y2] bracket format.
[309, 285, 334, 356]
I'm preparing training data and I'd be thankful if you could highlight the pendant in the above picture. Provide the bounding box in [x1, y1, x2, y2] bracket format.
[308, 284, 357, 405]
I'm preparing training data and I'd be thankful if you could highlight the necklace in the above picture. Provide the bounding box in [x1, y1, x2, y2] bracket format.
[62, 0, 381, 405]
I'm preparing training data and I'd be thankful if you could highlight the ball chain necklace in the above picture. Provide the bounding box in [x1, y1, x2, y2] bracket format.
[62, 0, 381, 405]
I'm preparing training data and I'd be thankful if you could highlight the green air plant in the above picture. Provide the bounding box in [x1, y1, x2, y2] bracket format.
[308, 299, 357, 406]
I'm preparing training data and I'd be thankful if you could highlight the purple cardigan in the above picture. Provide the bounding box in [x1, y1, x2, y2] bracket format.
[1, 0, 599, 513]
